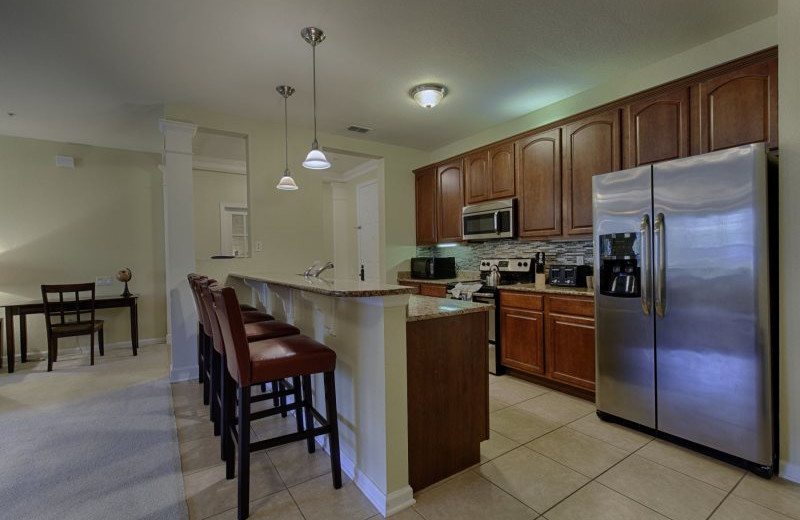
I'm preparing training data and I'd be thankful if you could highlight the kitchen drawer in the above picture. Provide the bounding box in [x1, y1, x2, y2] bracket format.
[547, 295, 594, 317]
[419, 284, 447, 298]
[500, 291, 544, 311]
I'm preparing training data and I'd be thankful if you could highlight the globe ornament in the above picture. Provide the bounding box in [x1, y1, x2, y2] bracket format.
[116, 268, 133, 297]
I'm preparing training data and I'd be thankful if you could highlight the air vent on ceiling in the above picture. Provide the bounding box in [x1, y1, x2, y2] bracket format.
[347, 125, 372, 134]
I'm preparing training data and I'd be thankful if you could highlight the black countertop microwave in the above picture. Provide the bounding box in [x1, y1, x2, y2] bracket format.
[410, 257, 456, 279]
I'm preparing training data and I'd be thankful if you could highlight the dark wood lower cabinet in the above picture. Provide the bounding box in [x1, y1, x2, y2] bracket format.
[546, 313, 595, 391]
[500, 291, 595, 395]
[407, 311, 489, 491]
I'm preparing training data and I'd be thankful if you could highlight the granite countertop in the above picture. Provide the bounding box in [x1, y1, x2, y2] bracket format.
[500, 284, 595, 297]
[230, 272, 415, 298]
[406, 295, 492, 322]
[396, 271, 481, 285]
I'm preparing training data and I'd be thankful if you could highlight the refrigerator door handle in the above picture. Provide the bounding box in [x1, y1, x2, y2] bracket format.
[640, 214, 651, 315]
[654, 212, 666, 318]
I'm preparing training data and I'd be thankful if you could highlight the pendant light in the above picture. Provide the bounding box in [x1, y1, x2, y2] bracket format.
[276, 85, 298, 190]
[301, 26, 331, 170]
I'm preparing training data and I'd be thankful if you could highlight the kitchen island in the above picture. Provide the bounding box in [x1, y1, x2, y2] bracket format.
[228, 273, 490, 515]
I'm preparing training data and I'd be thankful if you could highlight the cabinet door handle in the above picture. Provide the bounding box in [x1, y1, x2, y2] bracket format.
[640, 214, 651, 316]
[654, 212, 666, 318]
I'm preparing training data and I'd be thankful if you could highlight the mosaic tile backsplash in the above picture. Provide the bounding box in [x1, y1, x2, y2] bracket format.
[417, 239, 593, 271]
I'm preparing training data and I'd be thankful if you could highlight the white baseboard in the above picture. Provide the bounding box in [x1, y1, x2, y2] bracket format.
[170, 364, 199, 383]
[316, 438, 415, 517]
[11, 337, 166, 361]
[780, 460, 800, 483]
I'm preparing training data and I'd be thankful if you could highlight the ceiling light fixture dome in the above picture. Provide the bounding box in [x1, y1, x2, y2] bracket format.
[301, 26, 331, 170]
[276, 85, 299, 191]
[410, 84, 448, 108]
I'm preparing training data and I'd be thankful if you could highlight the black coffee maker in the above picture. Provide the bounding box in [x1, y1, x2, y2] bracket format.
[598, 233, 641, 297]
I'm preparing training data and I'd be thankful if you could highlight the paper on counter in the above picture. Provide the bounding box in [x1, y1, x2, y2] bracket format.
[448, 282, 484, 299]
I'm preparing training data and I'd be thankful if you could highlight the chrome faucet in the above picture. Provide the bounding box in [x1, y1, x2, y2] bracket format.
[311, 261, 334, 277]
[304, 261, 334, 277]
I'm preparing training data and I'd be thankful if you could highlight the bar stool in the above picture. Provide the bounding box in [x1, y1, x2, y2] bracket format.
[211, 285, 342, 520]
[188, 273, 263, 404]
[193, 277, 282, 432]
[199, 281, 300, 449]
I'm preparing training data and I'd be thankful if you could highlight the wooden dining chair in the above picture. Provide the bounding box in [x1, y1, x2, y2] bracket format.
[41, 283, 104, 371]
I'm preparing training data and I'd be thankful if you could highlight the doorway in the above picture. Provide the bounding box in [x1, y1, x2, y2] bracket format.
[324, 150, 383, 281]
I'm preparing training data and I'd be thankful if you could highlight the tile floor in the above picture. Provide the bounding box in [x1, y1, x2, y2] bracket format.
[173, 374, 800, 520]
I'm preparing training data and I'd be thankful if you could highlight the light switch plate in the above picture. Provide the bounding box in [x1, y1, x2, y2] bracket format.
[96, 276, 113, 286]
[255, 241, 263, 252]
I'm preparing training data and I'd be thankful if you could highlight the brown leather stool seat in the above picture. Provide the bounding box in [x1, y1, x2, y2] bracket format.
[242, 310, 275, 323]
[244, 320, 300, 342]
[248, 336, 336, 382]
[239, 303, 257, 312]
[211, 286, 342, 520]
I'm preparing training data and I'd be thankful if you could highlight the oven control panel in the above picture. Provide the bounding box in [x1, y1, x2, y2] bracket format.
[479, 258, 534, 272]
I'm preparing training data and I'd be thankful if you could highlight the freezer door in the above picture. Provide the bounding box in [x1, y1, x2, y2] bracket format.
[593, 166, 655, 428]
[653, 143, 771, 465]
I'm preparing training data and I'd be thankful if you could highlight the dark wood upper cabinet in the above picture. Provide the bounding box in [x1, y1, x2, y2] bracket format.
[488, 143, 515, 200]
[700, 58, 778, 153]
[464, 151, 490, 204]
[436, 159, 464, 243]
[464, 143, 515, 204]
[515, 128, 562, 238]
[563, 109, 622, 236]
[414, 166, 437, 245]
[626, 86, 690, 168]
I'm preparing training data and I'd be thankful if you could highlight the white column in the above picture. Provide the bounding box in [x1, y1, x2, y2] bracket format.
[159, 119, 198, 382]
[778, 0, 800, 483]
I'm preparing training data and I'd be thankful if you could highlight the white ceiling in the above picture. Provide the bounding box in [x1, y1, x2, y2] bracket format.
[0, 0, 777, 154]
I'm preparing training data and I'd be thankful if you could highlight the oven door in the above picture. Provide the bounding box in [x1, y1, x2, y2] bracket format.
[472, 293, 498, 374]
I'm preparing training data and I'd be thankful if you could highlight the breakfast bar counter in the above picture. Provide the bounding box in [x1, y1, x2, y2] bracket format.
[228, 272, 414, 517]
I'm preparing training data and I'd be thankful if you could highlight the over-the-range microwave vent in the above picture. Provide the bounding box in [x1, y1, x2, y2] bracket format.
[347, 125, 372, 134]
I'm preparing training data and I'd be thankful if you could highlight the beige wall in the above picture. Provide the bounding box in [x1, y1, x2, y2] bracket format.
[778, 0, 800, 482]
[192, 169, 247, 260]
[164, 104, 429, 284]
[0, 135, 166, 353]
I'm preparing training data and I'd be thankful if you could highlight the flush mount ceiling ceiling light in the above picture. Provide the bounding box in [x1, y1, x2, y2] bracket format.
[301, 26, 330, 170]
[409, 84, 448, 108]
[276, 85, 299, 190]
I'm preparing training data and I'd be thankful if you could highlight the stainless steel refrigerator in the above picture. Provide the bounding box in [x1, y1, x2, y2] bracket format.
[592, 142, 776, 475]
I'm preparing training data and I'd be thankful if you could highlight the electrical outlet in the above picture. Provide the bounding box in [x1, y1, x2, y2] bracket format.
[255, 241, 263, 252]
[95, 276, 113, 286]
[576, 254, 585, 265]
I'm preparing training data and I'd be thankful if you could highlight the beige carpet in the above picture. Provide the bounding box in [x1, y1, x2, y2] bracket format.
[0, 344, 188, 520]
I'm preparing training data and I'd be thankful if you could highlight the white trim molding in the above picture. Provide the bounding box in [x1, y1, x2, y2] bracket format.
[780, 460, 800, 483]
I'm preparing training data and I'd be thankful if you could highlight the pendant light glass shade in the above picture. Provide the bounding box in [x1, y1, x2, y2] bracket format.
[302, 141, 331, 169]
[277, 170, 298, 190]
[301, 27, 330, 170]
[276, 85, 299, 190]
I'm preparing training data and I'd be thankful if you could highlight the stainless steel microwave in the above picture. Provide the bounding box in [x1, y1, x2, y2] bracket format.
[462, 198, 516, 241]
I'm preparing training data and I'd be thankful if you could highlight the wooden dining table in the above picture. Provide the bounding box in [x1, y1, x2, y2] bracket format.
[2, 294, 139, 373]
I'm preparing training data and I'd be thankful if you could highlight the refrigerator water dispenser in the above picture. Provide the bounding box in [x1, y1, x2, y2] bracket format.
[599, 233, 641, 297]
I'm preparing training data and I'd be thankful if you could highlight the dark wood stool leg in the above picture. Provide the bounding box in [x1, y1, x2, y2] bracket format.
[292, 376, 303, 433]
[237, 385, 251, 520]
[324, 371, 343, 489]
[223, 367, 236, 478]
[99, 327, 105, 356]
[198, 323, 205, 385]
[302, 375, 315, 453]
[211, 349, 221, 436]
[202, 335, 211, 406]
[271, 381, 281, 412]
